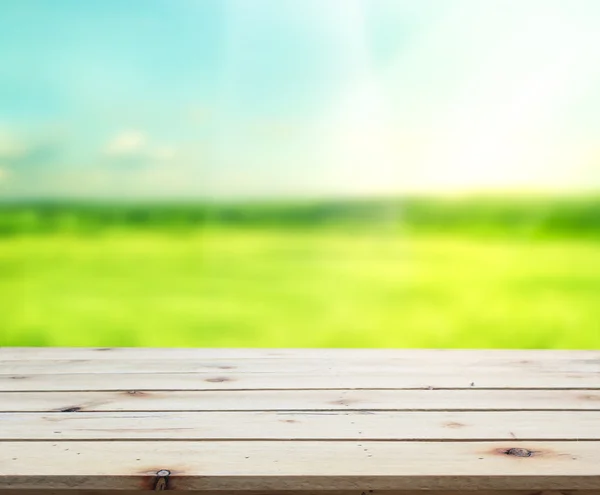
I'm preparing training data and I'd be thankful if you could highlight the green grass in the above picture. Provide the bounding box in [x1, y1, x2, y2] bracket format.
[1, 227, 599, 348]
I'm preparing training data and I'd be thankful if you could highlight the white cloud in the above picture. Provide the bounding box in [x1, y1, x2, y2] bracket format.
[104, 130, 177, 164]
[105, 130, 147, 156]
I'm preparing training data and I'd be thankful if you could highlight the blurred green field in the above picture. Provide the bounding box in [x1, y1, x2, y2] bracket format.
[1, 198, 599, 348]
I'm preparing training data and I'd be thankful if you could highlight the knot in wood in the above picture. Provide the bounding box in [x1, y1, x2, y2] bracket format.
[506, 448, 533, 457]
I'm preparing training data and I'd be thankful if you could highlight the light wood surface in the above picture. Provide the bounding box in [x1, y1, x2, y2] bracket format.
[1, 348, 599, 492]
[3, 410, 599, 440]
[1, 347, 598, 361]
[1, 354, 598, 374]
[2, 441, 600, 490]
[2, 370, 599, 391]
[1, 389, 598, 412]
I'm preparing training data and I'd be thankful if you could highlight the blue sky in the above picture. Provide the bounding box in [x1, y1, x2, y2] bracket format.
[0, 0, 599, 199]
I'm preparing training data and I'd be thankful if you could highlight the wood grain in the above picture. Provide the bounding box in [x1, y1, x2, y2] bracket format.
[2, 411, 599, 441]
[1, 356, 598, 375]
[2, 389, 598, 412]
[1, 347, 598, 361]
[2, 370, 598, 392]
[2, 349, 599, 492]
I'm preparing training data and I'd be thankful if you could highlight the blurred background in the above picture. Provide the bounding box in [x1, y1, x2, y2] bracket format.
[0, 0, 599, 348]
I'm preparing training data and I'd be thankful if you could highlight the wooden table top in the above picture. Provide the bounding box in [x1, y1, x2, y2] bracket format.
[1, 348, 599, 493]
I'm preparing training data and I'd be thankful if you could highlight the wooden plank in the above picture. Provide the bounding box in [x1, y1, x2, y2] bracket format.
[2, 389, 599, 412]
[1, 441, 600, 490]
[2, 347, 599, 362]
[1, 411, 599, 441]
[2, 356, 598, 375]
[1, 370, 598, 391]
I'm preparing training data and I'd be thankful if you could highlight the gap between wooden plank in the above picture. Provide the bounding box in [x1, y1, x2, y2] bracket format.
[3, 409, 600, 413]
[4, 439, 600, 443]
[4, 387, 600, 393]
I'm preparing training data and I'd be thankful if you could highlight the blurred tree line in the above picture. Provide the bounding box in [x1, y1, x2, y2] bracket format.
[0, 196, 599, 237]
